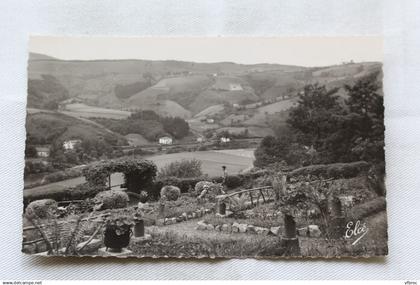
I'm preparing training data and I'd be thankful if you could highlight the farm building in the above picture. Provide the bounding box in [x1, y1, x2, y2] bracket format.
[63, 139, 82, 151]
[229, 83, 243, 91]
[220, 137, 231, 143]
[196, 137, 205, 143]
[206, 118, 215, 124]
[159, 136, 173, 145]
[35, 146, 50, 157]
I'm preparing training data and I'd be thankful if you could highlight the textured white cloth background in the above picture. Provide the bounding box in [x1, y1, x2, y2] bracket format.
[0, 0, 419, 280]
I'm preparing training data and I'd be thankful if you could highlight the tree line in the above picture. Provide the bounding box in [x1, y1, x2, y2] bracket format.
[254, 72, 384, 169]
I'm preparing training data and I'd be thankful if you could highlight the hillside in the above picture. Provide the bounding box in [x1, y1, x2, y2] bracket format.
[27, 53, 382, 138]
[26, 111, 127, 148]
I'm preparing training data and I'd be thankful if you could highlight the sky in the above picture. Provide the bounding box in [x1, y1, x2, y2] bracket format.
[29, 36, 382, 67]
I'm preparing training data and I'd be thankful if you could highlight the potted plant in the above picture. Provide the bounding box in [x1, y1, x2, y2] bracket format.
[103, 213, 135, 253]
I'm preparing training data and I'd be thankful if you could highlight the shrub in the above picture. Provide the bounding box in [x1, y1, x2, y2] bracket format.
[194, 181, 222, 200]
[349, 197, 386, 220]
[224, 175, 243, 189]
[83, 158, 157, 190]
[24, 183, 104, 209]
[160, 185, 181, 201]
[289, 161, 370, 179]
[158, 159, 202, 178]
[139, 190, 149, 203]
[25, 199, 58, 219]
[94, 190, 129, 210]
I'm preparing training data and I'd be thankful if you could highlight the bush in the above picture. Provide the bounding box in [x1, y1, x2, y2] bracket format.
[224, 175, 243, 189]
[139, 191, 148, 203]
[158, 159, 202, 178]
[94, 190, 129, 210]
[25, 199, 58, 219]
[23, 183, 104, 209]
[194, 181, 221, 199]
[289, 161, 370, 179]
[160, 185, 181, 201]
[349, 197, 386, 220]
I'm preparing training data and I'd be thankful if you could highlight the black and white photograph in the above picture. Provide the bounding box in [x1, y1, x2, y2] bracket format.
[22, 36, 386, 258]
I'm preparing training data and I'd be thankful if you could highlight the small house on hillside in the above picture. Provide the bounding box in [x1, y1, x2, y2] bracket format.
[35, 146, 50, 158]
[206, 118, 215, 124]
[159, 136, 173, 145]
[220, 137, 231, 143]
[229, 83, 243, 91]
[63, 139, 82, 151]
[196, 136, 205, 143]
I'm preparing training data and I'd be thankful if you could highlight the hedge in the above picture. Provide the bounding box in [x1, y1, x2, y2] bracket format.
[288, 161, 370, 179]
[348, 197, 386, 220]
[82, 158, 157, 193]
[23, 183, 104, 209]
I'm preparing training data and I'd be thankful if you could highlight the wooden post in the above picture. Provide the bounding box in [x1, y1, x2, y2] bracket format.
[108, 174, 111, 189]
[134, 219, 144, 238]
[281, 213, 300, 256]
[216, 200, 226, 215]
[158, 202, 165, 218]
[281, 175, 287, 196]
[329, 196, 345, 239]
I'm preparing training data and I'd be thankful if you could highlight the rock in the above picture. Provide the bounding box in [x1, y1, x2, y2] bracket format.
[225, 210, 234, 218]
[187, 213, 193, 219]
[76, 239, 102, 255]
[308, 225, 322, 237]
[132, 233, 152, 244]
[182, 212, 188, 220]
[171, 217, 177, 224]
[196, 221, 207, 230]
[196, 210, 202, 217]
[206, 224, 215, 231]
[192, 212, 197, 218]
[232, 222, 240, 233]
[137, 202, 148, 210]
[156, 219, 165, 226]
[176, 216, 183, 223]
[270, 226, 281, 236]
[205, 209, 212, 214]
[221, 224, 231, 232]
[297, 227, 308, 237]
[238, 224, 248, 233]
[246, 225, 256, 233]
[255, 227, 270, 235]
[215, 213, 225, 218]
[215, 225, 221, 231]
[22, 244, 37, 254]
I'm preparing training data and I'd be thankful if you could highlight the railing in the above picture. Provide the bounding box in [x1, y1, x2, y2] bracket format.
[216, 186, 275, 212]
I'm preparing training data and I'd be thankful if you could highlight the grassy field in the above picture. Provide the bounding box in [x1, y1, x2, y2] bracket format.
[24, 148, 255, 195]
[147, 149, 255, 177]
[63, 103, 131, 119]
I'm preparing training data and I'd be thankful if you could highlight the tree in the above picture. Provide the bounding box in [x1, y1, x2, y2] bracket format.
[344, 72, 384, 162]
[161, 117, 190, 139]
[25, 145, 38, 158]
[287, 84, 343, 162]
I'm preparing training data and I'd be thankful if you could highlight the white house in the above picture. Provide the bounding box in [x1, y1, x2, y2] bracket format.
[220, 137, 231, 143]
[63, 139, 82, 151]
[159, 136, 173, 145]
[229, 83, 243, 91]
[196, 137, 204, 143]
[206, 118, 215, 124]
[35, 146, 50, 157]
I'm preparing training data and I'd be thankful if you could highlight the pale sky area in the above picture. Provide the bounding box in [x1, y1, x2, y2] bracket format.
[29, 36, 382, 67]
